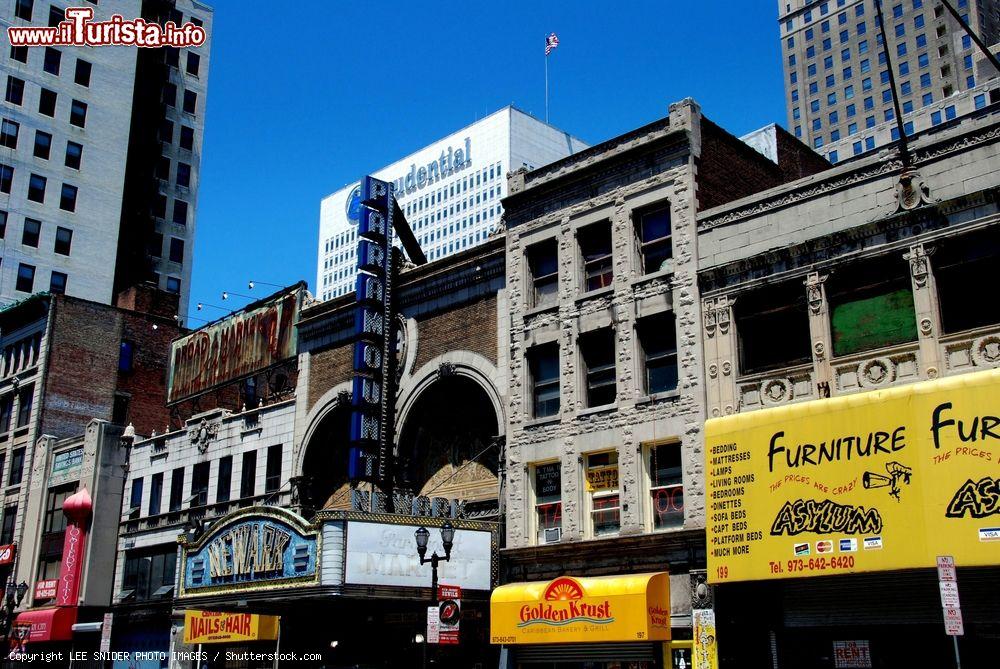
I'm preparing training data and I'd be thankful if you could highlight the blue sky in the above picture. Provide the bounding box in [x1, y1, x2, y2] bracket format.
[189, 0, 786, 322]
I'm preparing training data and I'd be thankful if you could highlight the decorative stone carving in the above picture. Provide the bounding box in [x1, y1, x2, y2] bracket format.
[894, 169, 935, 212]
[721, 361, 732, 376]
[813, 341, 825, 361]
[703, 301, 718, 337]
[708, 364, 718, 379]
[724, 405, 734, 415]
[926, 366, 939, 379]
[906, 245, 930, 289]
[858, 357, 896, 388]
[711, 408, 720, 417]
[760, 378, 793, 406]
[971, 335, 1000, 368]
[437, 361, 457, 377]
[717, 303, 731, 334]
[919, 318, 933, 336]
[805, 273, 826, 315]
[188, 418, 218, 454]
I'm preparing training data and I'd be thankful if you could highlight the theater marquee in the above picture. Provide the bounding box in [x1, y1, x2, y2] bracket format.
[706, 367, 1000, 583]
[167, 285, 303, 404]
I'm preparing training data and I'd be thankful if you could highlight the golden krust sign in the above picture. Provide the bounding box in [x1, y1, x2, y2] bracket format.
[183, 611, 279, 644]
[491, 573, 670, 645]
[167, 286, 302, 404]
[706, 368, 1000, 583]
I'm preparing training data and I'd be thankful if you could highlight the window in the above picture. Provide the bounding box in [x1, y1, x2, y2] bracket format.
[637, 312, 678, 395]
[49, 271, 66, 294]
[186, 52, 200, 76]
[5, 77, 25, 105]
[0, 211, 5, 239]
[65, 142, 82, 169]
[0, 506, 16, 545]
[10, 46, 28, 64]
[826, 74, 835, 87]
[149, 232, 163, 258]
[866, 136, 876, 150]
[735, 280, 812, 374]
[28, 174, 46, 203]
[164, 46, 180, 68]
[16, 263, 35, 293]
[43, 47, 61, 75]
[0, 395, 12, 433]
[810, 82, 819, 95]
[14, 0, 32, 20]
[533, 462, 561, 543]
[0, 120, 17, 150]
[173, 199, 188, 225]
[843, 66, 852, 80]
[181, 125, 194, 150]
[8, 447, 25, 486]
[33, 130, 51, 159]
[648, 442, 683, 530]
[217, 456, 232, 504]
[122, 546, 176, 601]
[265, 444, 282, 493]
[847, 102, 856, 116]
[74, 59, 91, 86]
[70, 99, 87, 127]
[903, 100, 914, 114]
[866, 115, 876, 128]
[176, 162, 191, 187]
[853, 140, 863, 154]
[580, 328, 616, 408]
[931, 110, 942, 125]
[148, 473, 163, 515]
[128, 479, 142, 519]
[827, 92, 837, 105]
[859, 39, 868, 53]
[156, 156, 170, 181]
[863, 77, 873, 91]
[240, 450, 257, 498]
[586, 451, 620, 537]
[829, 110, 839, 124]
[525, 341, 561, 418]
[43, 484, 75, 533]
[527, 239, 558, 308]
[897, 43, 907, 57]
[168, 467, 184, 512]
[945, 105, 956, 120]
[60, 183, 78, 212]
[848, 122, 857, 134]
[0, 165, 11, 194]
[191, 462, 209, 507]
[578, 221, 612, 292]
[858, 22, 867, 35]
[808, 64, 817, 77]
[182, 90, 197, 114]
[892, 3, 903, 18]
[166, 276, 181, 294]
[635, 205, 671, 274]
[915, 34, 926, 49]
[897, 63, 909, 78]
[861, 59, 870, 73]
[936, 227, 1000, 334]
[112, 393, 129, 425]
[160, 120, 174, 143]
[824, 55, 833, 69]
[895, 23, 905, 37]
[828, 255, 917, 357]
[840, 29, 848, 43]
[48, 5, 63, 26]
[169, 237, 184, 263]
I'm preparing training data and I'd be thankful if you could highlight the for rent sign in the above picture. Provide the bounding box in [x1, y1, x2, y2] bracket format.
[706, 368, 1000, 583]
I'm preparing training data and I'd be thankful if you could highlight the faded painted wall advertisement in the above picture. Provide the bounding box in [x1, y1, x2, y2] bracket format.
[167, 287, 301, 404]
[707, 368, 1000, 583]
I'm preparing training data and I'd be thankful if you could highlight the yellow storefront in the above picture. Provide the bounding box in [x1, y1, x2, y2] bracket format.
[706, 368, 1000, 669]
[491, 572, 690, 668]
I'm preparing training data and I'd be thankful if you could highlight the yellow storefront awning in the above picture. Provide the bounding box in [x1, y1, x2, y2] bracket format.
[183, 611, 279, 645]
[490, 572, 670, 645]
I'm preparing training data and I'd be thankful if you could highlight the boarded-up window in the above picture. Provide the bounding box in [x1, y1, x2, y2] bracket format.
[828, 256, 917, 357]
[935, 227, 1000, 334]
[735, 281, 812, 374]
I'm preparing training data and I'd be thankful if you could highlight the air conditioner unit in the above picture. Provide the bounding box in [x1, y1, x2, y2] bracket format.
[543, 527, 561, 543]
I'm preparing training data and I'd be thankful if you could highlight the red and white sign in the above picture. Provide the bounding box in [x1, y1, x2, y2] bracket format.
[943, 607, 964, 636]
[0, 543, 15, 565]
[34, 579, 58, 601]
[936, 555, 956, 582]
[437, 584, 461, 645]
[426, 606, 440, 644]
[832, 640, 872, 668]
[937, 555, 963, 637]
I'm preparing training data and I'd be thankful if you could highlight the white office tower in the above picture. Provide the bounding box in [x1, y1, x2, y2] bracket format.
[316, 106, 588, 300]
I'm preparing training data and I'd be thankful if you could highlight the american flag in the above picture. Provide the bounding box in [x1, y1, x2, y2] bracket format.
[545, 32, 559, 56]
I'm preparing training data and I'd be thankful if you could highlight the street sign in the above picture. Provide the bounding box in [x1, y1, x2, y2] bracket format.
[99, 613, 113, 653]
[936, 555, 956, 582]
[939, 580, 960, 609]
[426, 606, 440, 644]
[943, 607, 964, 636]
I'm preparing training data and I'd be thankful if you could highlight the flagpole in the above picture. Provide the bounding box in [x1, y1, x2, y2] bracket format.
[544, 48, 549, 123]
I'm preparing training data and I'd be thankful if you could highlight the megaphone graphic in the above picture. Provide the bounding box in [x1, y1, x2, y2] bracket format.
[863, 472, 892, 490]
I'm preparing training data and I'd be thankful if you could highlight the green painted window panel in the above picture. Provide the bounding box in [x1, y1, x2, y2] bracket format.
[831, 287, 917, 356]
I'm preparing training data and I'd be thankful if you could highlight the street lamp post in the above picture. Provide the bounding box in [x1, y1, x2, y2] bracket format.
[414, 522, 456, 669]
[1, 579, 29, 650]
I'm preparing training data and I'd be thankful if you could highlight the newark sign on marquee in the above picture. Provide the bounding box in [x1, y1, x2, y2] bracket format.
[167, 285, 303, 404]
[706, 367, 1000, 583]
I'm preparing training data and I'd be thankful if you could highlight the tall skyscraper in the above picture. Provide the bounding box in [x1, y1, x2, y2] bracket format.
[778, 0, 999, 162]
[317, 106, 588, 301]
[1, 0, 212, 319]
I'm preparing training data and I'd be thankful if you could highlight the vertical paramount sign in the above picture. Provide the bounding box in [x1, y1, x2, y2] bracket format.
[348, 176, 398, 487]
[167, 287, 302, 404]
